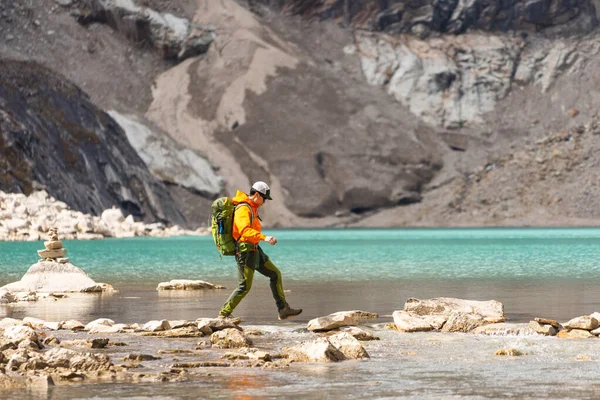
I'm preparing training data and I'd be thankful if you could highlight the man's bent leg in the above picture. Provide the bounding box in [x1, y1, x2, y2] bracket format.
[220, 264, 255, 316]
[256, 259, 286, 310]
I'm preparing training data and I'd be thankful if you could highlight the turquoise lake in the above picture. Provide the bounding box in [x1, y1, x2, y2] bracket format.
[2, 227, 600, 284]
[1, 228, 600, 325]
[2, 228, 600, 399]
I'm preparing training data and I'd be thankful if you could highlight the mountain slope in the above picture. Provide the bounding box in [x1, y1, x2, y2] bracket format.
[3, 0, 600, 227]
[146, 0, 445, 226]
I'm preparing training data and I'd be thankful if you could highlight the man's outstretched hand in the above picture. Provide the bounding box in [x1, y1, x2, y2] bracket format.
[264, 236, 277, 245]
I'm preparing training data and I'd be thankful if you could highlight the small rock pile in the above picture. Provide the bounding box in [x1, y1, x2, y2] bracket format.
[0, 228, 115, 294]
[37, 228, 69, 263]
[529, 314, 600, 339]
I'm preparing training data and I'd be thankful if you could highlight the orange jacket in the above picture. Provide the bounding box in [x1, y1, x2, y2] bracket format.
[232, 191, 265, 245]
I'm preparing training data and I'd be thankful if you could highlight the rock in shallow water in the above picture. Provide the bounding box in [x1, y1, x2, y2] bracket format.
[564, 316, 599, 331]
[156, 280, 225, 290]
[404, 297, 505, 323]
[472, 323, 537, 336]
[210, 328, 252, 349]
[0, 261, 114, 293]
[284, 337, 346, 363]
[307, 310, 378, 332]
[392, 310, 435, 332]
[529, 320, 558, 336]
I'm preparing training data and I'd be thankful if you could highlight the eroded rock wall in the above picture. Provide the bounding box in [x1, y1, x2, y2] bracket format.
[0, 60, 185, 225]
[254, 0, 598, 35]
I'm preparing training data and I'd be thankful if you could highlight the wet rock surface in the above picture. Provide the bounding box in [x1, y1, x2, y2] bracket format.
[0, 298, 600, 393]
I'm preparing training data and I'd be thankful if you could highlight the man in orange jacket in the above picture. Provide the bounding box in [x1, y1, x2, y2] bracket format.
[219, 181, 302, 321]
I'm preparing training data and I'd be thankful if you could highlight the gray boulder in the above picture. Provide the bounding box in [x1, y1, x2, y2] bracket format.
[441, 311, 487, 333]
[42, 348, 112, 371]
[529, 321, 558, 336]
[210, 328, 252, 349]
[564, 316, 599, 331]
[283, 337, 347, 363]
[392, 310, 436, 332]
[307, 311, 378, 332]
[197, 318, 242, 336]
[327, 332, 370, 359]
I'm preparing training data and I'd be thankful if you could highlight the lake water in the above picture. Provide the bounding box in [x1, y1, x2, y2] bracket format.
[1, 228, 600, 398]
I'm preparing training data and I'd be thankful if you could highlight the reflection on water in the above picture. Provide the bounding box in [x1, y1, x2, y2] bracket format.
[2, 278, 600, 325]
[0, 293, 110, 322]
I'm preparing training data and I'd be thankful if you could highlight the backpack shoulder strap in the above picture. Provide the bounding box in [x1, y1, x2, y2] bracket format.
[234, 202, 254, 224]
[233, 202, 254, 243]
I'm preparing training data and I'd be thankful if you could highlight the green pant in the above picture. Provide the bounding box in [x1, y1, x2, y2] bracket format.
[220, 247, 286, 316]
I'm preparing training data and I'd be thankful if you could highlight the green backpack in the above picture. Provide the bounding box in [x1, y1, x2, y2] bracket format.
[211, 197, 253, 257]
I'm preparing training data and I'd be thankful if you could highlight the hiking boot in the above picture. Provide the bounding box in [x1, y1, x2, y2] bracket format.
[217, 313, 241, 324]
[278, 303, 302, 320]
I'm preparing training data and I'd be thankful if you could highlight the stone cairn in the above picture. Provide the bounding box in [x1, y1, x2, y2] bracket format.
[37, 228, 69, 264]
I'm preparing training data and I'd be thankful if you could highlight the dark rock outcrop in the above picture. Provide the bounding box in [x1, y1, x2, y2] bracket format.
[76, 0, 215, 62]
[253, 0, 598, 35]
[0, 60, 185, 225]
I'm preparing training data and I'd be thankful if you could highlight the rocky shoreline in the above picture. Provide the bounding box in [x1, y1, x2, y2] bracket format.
[2, 296, 600, 391]
[0, 190, 209, 242]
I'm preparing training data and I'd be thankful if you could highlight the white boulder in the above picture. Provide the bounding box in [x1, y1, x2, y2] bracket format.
[392, 310, 435, 332]
[307, 310, 378, 332]
[157, 280, 225, 290]
[404, 297, 505, 323]
[284, 337, 346, 362]
[101, 207, 125, 226]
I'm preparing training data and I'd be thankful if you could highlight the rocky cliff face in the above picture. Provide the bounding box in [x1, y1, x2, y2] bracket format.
[0, 60, 185, 225]
[252, 1, 600, 129]
[254, 0, 598, 35]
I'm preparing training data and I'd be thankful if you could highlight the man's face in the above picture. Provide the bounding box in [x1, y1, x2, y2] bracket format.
[255, 192, 265, 207]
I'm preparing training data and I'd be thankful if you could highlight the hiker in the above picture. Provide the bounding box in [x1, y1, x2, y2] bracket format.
[218, 181, 302, 321]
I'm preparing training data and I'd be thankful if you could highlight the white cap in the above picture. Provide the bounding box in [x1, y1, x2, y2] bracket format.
[251, 181, 273, 200]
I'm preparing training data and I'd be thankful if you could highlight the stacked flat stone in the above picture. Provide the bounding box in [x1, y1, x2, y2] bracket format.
[37, 228, 69, 263]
